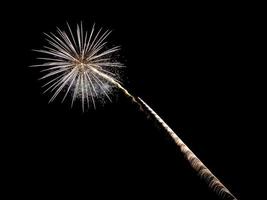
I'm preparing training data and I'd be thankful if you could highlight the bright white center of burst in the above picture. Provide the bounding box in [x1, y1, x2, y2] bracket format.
[34, 23, 123, 110]
[77, 62, 87, 72]
[75, 60, 98, 74]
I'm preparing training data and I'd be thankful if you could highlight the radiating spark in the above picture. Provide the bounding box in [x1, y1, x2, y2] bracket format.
[31, 22, 123, 110]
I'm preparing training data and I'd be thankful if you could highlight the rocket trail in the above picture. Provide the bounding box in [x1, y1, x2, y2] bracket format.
[96, 72, 238, 199]
[136, 97, 238, 200]
[93, 69, 237, 199]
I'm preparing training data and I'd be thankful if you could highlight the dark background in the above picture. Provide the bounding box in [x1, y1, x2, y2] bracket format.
[2, 1, 245, 199]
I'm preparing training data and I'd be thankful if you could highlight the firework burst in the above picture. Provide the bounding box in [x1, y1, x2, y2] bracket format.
[31, 23, 238, 200]
[31, 22, 123, 111]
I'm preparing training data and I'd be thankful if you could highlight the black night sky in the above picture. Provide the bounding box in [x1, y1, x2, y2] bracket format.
[2, 1, 245, 199]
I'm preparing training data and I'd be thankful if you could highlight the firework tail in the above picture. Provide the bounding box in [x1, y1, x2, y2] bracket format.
[136, 97, 237, 200]
[115, 84, 237, 200]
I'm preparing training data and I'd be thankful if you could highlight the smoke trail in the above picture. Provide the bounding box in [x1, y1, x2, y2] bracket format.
[93, 69, 237, 199]
[136, 97, 237, 200]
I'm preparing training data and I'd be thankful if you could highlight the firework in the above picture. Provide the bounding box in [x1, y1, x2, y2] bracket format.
[31, 23, 237, 200]
[31, 22, 123, 111]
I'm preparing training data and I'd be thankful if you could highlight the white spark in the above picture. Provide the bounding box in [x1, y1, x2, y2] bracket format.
[31, 22, 123, 111]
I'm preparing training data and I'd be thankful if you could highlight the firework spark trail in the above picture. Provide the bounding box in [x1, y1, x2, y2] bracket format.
[90, 70, 238, 199]
[136, 97, 237, 200]
[32, 23, 238, 199]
